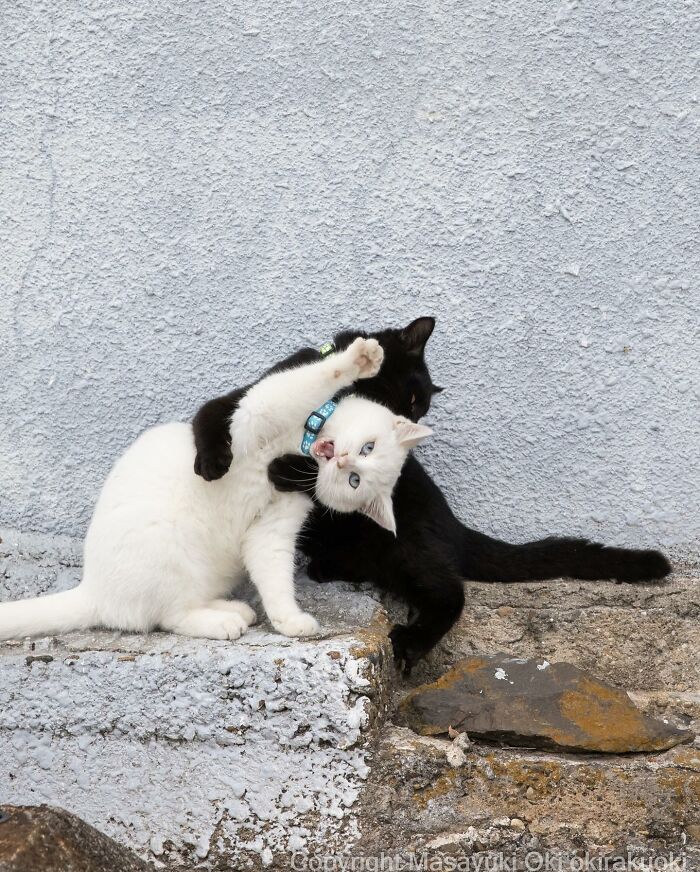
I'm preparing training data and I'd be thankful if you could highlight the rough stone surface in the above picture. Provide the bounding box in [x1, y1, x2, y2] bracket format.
[406, 571, 700, 692]
[2, 532, 699, 867]
[1, 1, 699, 551]
[0, 623, 393, 869]
[0, 531, 394, 869]
[0, 804, 152, 872]
[357, 727, 700, 864]
[398, 654, 694, 753]
[629, 691, 700, 737]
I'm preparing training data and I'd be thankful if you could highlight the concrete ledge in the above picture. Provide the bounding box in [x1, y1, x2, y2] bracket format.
[3, 528, 699, 868]
[0, 616, 392, 869]
[0, 529, 394, 868]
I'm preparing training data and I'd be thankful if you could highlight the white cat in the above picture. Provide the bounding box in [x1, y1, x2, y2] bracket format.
[0, 338, 432, 641]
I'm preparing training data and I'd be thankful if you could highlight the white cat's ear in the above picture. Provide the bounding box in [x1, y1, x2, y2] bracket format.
[361, 494, 397, 535]
[394, 418, 433, 448]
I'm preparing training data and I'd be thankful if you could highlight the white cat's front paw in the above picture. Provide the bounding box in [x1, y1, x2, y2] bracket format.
[271, 612, 321, 637]
[339, 337, 384, 381]
[215, 613, 249, 640]
[214, 599, 257, 626]
[168, 609, 250, 641]
[233, 602, 258, 626]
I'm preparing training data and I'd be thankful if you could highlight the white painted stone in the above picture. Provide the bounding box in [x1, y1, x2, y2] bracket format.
[0, 530, 392, 868]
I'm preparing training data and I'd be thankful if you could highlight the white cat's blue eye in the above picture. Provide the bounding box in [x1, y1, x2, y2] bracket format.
[360, 442, 375, 456]
[349, 472, 360, 489]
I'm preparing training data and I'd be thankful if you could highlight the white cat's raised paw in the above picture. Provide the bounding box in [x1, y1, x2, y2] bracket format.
[341, 337, 384, 381]
[271, 612, 321, 637]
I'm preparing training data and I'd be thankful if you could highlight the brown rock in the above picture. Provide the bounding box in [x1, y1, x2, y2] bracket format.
[398, 654, 695, 753]
[0, 805, 152, 872]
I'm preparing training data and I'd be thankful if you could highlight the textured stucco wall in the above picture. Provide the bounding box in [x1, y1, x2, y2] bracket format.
[1, 0, 698, 548]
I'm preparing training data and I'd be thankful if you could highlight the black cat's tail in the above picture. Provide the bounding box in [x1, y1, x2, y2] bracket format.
[459, 527, 672, 584]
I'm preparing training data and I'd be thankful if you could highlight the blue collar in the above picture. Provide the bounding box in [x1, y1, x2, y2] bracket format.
[301, 400, 337, 456]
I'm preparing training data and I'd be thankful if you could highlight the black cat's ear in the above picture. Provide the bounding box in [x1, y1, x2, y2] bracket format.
[431, 385, 444, 394]
[400, 317, 435, 357]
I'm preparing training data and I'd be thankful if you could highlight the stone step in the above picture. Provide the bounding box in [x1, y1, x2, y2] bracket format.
[0, 529, 394, 870]
[2, 528, 698, 869]
[412, 571, 700, 693]
[357, 726, 700, 862]
[5, 528, 697, 697]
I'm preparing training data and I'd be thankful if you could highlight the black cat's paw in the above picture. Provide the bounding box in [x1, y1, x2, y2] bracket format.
[194, 445, 233, 481]
[616, 549, 672, 584]
[389, 624, 425, 676]
[268, 454, 318, 495]
[268, 456, 314, 493]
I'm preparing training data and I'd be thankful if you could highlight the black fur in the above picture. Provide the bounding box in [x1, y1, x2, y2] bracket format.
[193, 346, 320, 481]
[192, 319, 437, 480]
[193, 318, 671, 673]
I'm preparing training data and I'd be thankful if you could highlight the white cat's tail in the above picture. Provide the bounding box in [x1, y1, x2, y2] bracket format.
[0, 588, 96, 641]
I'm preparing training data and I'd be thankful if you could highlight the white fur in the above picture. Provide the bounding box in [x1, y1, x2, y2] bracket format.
[0, 339, 432, 642]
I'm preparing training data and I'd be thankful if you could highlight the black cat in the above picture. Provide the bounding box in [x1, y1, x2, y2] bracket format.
[193, 318, 671, 672]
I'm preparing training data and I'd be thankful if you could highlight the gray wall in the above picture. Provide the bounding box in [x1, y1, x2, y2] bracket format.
[2, 1, 698, 549]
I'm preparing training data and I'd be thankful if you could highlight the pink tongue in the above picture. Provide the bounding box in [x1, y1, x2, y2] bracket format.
[315, 440, 335, 459]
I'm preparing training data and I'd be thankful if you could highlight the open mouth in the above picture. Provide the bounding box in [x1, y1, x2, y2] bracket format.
[312, 439, 335, 460]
